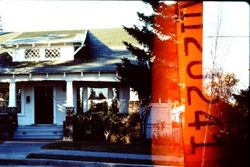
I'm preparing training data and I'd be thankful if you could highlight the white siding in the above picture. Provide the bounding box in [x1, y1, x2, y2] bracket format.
[60, 46, 75, 61]
[12, 48, 25, 62]
[18, 86, 34, 125]
[146, 103, 172, 139]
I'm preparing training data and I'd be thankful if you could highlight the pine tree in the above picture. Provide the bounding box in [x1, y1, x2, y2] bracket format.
[116, 0, 163, 105]
[116, 0, 171, 140]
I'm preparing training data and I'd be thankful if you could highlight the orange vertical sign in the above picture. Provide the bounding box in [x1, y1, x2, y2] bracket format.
[177, 2, 222, 166]
[152, 2, 222, 165]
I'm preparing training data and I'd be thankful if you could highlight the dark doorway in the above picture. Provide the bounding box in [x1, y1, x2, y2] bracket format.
[35, 87, 53, 124]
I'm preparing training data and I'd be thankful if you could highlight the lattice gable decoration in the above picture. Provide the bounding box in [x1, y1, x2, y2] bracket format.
[24, 47, 61, 60]
[25, 48, 40, 59]
[45, 48, 61, 58]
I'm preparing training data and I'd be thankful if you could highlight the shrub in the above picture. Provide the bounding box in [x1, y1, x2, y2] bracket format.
[73, 101, 141, 144]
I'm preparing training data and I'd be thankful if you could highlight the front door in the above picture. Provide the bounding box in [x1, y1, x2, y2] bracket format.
[35, 87, 53, 124]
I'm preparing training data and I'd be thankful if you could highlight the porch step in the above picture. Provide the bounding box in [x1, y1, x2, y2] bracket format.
[13, 125, 63, 140]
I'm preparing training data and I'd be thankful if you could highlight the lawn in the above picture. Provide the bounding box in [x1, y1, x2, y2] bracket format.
[42, 141, 151, 154]
[27, 153, 183, 166]
[27, 141, 184, 166]
[41, 141, 183, 156]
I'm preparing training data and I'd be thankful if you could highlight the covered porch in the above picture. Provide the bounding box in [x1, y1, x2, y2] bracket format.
[0, 72, 130, 140]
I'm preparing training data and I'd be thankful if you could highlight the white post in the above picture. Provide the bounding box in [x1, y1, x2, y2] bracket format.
[66, 80, 74, 107]
[8, 81, 16, 107]
[82, 86, 88, 112]
[64, 80, 74, 141]
[107, 87, 113, 107]
[119, 86, 130, 113]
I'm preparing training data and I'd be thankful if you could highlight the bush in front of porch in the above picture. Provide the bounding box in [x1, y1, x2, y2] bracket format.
[73, 100, 141, 144]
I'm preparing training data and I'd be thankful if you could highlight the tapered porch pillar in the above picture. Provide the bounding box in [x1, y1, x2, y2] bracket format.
[8, 81, 17, 113]
[7, 81, 18, 139]
[65, 80, 74, 115]
[82, 86, 88, 113]
[119, 86, 130, 114]
[63, 80, 75, 141]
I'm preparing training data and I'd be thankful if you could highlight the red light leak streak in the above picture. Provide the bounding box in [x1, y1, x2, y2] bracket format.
[152, 2, 223, 166]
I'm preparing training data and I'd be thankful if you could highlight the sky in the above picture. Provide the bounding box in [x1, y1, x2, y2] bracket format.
[0, 0, 149, 30]
[203, 2, 249, 89]
[0, 0, 249, 89]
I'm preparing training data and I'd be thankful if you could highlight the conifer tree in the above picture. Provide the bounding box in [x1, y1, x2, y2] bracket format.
[116, 0, 171, 140]
[116, 0, 163, 105]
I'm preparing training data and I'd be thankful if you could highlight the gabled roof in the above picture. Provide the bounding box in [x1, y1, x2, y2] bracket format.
[0, 30, 86, 47]
[0, 28, 137, 75]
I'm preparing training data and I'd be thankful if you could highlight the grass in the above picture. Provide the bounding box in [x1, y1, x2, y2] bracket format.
[42, 141, 152, 154]
[27, 153, 183, 166]
[27, 141, 184, 166]
[41, 141, 183, 156]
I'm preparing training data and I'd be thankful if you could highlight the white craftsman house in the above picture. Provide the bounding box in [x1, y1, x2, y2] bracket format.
[0, 29, 139, 139]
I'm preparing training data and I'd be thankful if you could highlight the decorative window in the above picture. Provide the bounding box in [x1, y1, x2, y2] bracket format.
[45, 48, 61, 58]
[25, 49, 40, 59]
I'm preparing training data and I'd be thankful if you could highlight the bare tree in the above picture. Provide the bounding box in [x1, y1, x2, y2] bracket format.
[203, 3, 238, 103]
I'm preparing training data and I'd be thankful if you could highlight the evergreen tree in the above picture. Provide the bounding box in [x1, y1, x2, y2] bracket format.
[117, 0, 165, 104]
[116, 0, 172, 140]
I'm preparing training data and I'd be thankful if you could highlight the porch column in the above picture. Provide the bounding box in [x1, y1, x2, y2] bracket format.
[63, 80, 74, 141]
[8, 81, 17, 113]
[65, 80, 74, 115]
[82, 86, 88, 112]
[119, 86, 130, 114]
[7, 81, 18, 139]
[107, 87, 113, 107]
